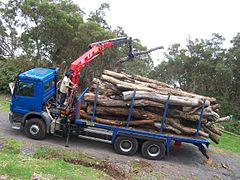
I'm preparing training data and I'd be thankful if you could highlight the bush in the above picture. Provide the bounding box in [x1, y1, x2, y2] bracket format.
[0, 58, 33, 93]
[217, 98, 240, 135]
[223, 119, 240, 135]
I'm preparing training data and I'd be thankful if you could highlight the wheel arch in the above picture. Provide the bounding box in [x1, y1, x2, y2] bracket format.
[23, 112, 52, 133]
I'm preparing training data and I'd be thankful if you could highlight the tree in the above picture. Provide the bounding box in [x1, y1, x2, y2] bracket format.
[0, 0, 20, 59]
[0, 0, 153, 85]
[88, 3, 110, 29]
[19, 0, 84, 66]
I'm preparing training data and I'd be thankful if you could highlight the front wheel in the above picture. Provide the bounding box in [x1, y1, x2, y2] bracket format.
[24, 118, 46, 140]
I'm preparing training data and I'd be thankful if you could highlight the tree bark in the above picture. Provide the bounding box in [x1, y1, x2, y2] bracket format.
[122, 91, 210, 107]
[215, 116, 231, 123]
[205, 124, 222, 136]
[79, 110, 154, 126]
[202, 126, 219, 144]
[166, 118, 209, 138]
[103, 70, 216, 102]
[132, 74, 172, 88]
[154, 122, 182, 134]
[87, 105, 160, 120]
[101, 74, 164, 93]
[84, 93, 164, 108]
[80, 70, 224, 144]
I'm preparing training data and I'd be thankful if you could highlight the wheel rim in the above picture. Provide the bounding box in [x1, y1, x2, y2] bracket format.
[120, 140, 133, 152]
[29, 124, 40, 135]
[147, 144, 160, 157]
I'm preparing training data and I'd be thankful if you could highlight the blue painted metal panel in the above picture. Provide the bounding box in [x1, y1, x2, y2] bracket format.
[196, 99, 206, 137]
[18, 68, 56, 81]
[11, 68, 57, 115]
[91, 84, 99, 122]
[75, 88, 89, 118]
[42, 79, 55, 102]
[160, 94, 170, 133]
[126, 90, 136, 128]
[12, 80, 37, 114]
[75, 119, 210, 145]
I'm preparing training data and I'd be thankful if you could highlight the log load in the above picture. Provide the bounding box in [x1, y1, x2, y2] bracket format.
[78, 70, 231, 144]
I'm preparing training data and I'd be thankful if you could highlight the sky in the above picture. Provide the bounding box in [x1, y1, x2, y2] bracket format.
[74, 0, 240, 64]
[1, 0, 239, 64]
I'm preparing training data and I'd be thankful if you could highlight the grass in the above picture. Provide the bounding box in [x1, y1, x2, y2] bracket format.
[0, 153, 106, 179]
[1, 138, 22, 154]
[34, 145, 100, 164]
[0, 94, 10, 112]
[212, 132, 240, 154]
[0, 138, 109, 179]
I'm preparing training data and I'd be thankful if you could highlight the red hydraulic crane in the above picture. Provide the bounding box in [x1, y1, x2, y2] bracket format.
[69, 37, 133, 85]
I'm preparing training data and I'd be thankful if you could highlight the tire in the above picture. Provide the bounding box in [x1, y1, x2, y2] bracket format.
[24, 118, 46, 140]
[141, 141, 166, 160]
[114, 136, 138, 156]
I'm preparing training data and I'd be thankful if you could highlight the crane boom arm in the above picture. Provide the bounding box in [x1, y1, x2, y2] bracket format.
[69, 37, 131, 85]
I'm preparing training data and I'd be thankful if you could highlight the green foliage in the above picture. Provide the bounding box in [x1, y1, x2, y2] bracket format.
[19, 0, 84, 66]
[211, 133, 240, 154]
[151, 33, 240, 130]
[2, 138, 22, 154]
[34, 145, 99, 164]
[88, 3, 110, 29]
[0, 152, 106, 179]
[0, 139, 108, 179]
[0, 0, 20, 58]
[0, 0, 153, 93]
[0, 58, 33, 93]
[223, 120, 240, 135]
[0, 97, 10, 112]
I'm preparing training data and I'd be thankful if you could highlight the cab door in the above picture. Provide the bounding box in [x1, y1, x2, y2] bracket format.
[12, 80, 36, 115]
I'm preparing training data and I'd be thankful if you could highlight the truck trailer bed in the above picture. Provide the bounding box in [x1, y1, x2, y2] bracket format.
[74, 88, 210, 156]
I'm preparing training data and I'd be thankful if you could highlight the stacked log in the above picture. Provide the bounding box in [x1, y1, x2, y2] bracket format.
[79, 70, 231, 144]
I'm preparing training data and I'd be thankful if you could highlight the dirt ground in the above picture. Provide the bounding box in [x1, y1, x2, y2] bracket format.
[0, 112, 239, 179]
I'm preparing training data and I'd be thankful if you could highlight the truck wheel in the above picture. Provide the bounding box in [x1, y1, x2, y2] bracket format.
[141, 141, 165, 160]
[24, 118, 46, 140]
[114, 136, 138, 156]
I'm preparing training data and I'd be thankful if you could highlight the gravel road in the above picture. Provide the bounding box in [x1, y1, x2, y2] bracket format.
[0, 112, 239, 179]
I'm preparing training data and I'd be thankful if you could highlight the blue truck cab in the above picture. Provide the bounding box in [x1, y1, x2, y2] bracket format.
[9, 68, 57, 134]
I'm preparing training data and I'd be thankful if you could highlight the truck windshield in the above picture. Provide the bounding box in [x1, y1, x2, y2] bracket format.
[15, 81, 34, 97]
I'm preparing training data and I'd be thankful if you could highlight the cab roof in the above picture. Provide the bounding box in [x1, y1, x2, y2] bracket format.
[18, 68, 56, 81]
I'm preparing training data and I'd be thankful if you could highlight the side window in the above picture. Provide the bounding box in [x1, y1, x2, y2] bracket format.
[44, 81, 50, 91]
[15, 81, 34, 97]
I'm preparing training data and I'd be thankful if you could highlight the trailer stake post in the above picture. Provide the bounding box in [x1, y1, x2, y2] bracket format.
[91, 84, 99, 122]
[75, 88, 88, 120]
[126, 90, 136, 128]
[160, 94, 170, 133]
[196, 99, 206, 137]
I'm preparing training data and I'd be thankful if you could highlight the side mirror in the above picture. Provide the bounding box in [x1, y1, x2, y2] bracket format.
[9, 82, 15, 95]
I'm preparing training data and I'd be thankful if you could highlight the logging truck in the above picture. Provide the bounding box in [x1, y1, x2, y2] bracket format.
[9, 37, 210, 160]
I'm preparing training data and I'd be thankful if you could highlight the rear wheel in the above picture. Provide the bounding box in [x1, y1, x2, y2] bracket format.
[141, 141, 165, 160]
[24, 118, 46, 140]
[114, 136, 138, 156]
